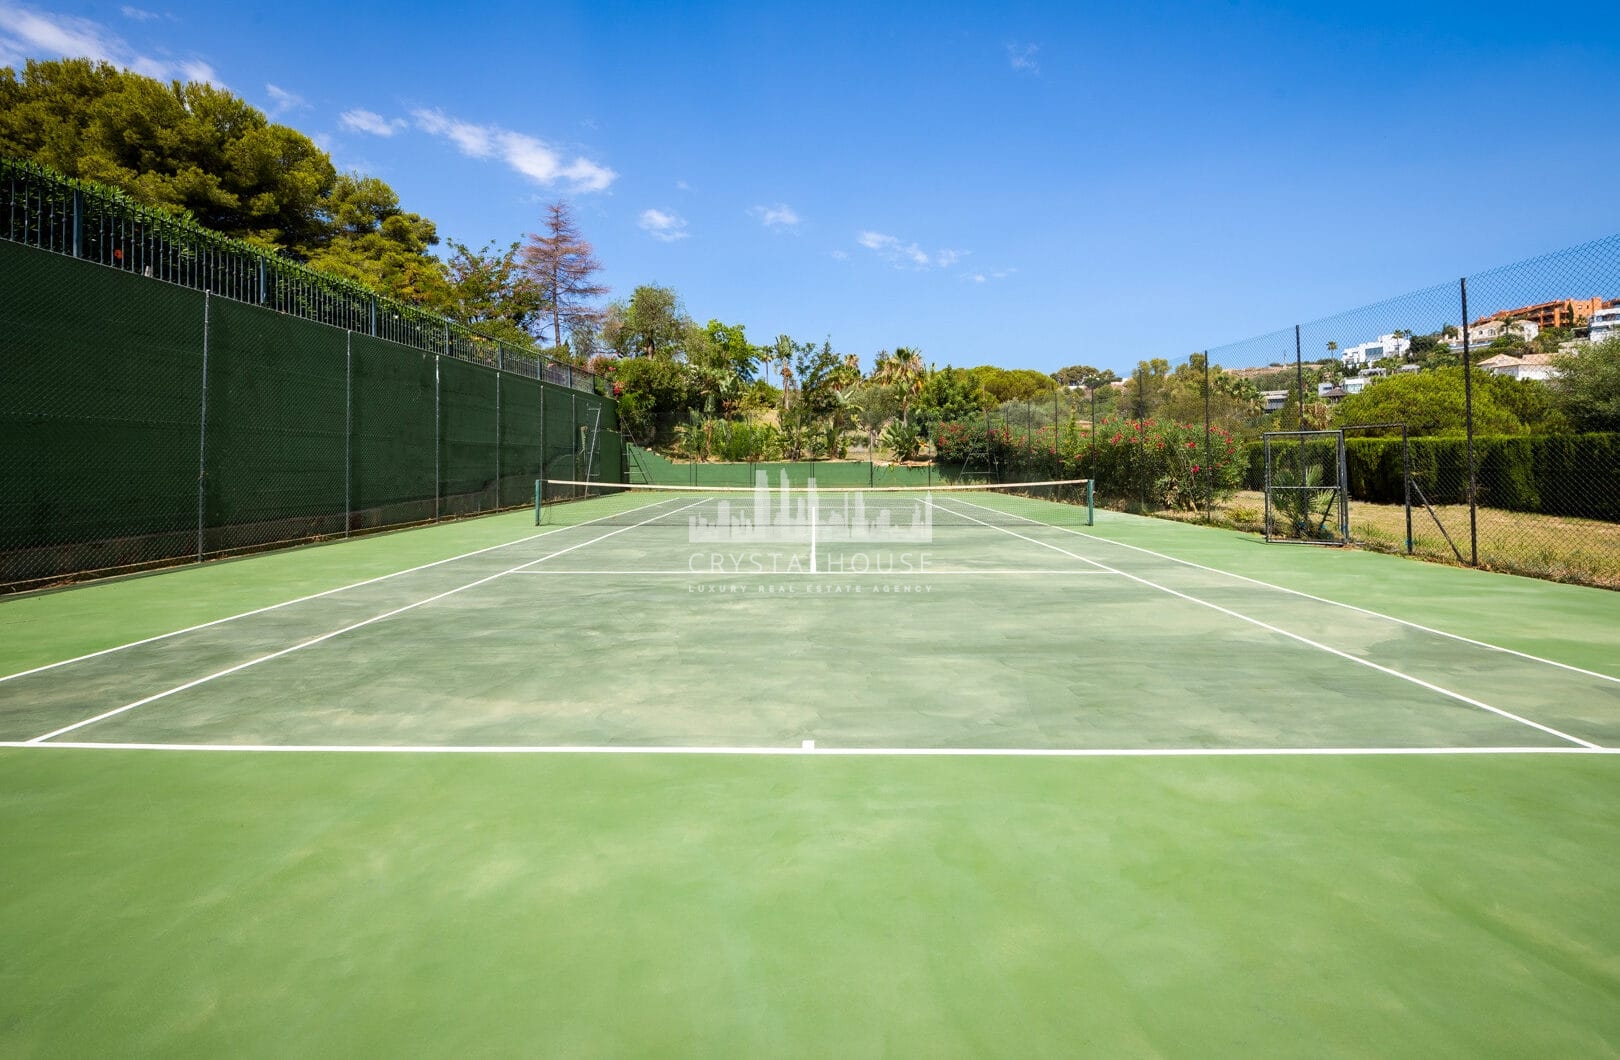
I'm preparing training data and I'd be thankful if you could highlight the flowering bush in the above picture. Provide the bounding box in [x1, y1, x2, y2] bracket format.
[934, 415, 1242, 511]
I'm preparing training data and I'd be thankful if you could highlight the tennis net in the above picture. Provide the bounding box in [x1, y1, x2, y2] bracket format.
[535, 477, 1093, 531]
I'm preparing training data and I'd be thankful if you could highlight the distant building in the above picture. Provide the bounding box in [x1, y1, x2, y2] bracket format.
[1589, 305, 1620, 344]
[1449, 318, 1538, 353]
[1315, 377, 1367, 403]
[1339, 333, 1412, 368]
[1476, 352, 1560, 381]
[1475, 297, 1613, 331]
[1261, 390, 1289, 412]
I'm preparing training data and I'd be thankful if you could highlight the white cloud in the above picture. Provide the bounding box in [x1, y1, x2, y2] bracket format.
[265, 83, 307, 116]
[341, 108, 406, 137]
[857, 230, 965, 270]
[830, 249, 850, 261]
[639, 208, 689, 242]
[676, 180, 692, 191]
[751, 203, 801, 229]
[412, 107, 616, 192]
[968, 274, 987, 284]
[1007, 42, 1040, 74]
[119, 5, 160, 21]
[0, 4, 220, 85]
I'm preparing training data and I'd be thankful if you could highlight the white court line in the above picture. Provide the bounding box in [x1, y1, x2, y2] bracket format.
[931, 498, 1603, 750]
[2, 741, 1615, 757]
[953, 496, 1620, 688]
[26, 499, 707, 744]
[503, 569, 1119, 576]
[0, 499, 684, 686]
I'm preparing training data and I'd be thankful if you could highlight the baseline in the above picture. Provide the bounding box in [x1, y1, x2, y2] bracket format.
[3, 741, 1616, 757]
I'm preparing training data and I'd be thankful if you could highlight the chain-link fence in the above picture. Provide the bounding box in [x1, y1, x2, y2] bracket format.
[1081, 234, 1620, 588]
[0, 236, 620, 592]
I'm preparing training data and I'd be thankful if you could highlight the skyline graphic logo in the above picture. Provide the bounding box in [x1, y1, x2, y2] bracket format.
[687, 471, 934, 545]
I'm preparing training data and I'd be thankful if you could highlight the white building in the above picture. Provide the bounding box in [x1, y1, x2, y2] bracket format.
[1339, 333, 1412, 368]
[1448, 318, 1539, 353]
[1317, 376, 1371, 397]
[1588, 305, 1620, 344]
[1476, 352, 1560, 381]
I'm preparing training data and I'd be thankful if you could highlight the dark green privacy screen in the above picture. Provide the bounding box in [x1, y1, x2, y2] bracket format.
[0, 240, 624, 591]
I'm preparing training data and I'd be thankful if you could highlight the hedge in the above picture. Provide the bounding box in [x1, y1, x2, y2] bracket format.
[1242, 433, 1620, 521]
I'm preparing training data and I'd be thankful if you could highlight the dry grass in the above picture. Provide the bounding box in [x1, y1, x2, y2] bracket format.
[1151, 491, 1620, 590]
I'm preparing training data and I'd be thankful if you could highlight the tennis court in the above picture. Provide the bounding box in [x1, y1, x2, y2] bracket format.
[2, 481, 1618, 1055]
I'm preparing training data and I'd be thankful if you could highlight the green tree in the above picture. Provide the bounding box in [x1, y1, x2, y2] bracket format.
[1161, 355, 1264, 436]
[1332, 368, 1524, 436]
[612, 355, 693, 445]
[913, 366, 990, 432]
[0, 58, 335, 250]
[969, 365, 1059, 403]
[1052, 364, 1118, 389]
[603, 285, 688, 358]
[694, 320, 759, 382]
[875, 347, 927, 425]
[442, 239, 544, 346]
[1551, 337, 1620, 432]
[1117, 358, 1172, 417]
[843, 384, 900, 455]
[303, 173, 448, 306]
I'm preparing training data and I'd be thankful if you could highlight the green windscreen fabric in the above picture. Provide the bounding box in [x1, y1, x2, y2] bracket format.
[0, 240, 624, 590]
[203, 297, 347, 554]
[437, 355, 499, 517]
[499, 374, 544, 508]
[349, 335, 436, 530]
[543, 385, 579, 484]
[0, 240, 206, 584]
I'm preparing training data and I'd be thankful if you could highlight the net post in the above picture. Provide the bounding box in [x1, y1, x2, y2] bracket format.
[534, 478, 542, 525]
[1086, 478, 1094, 526]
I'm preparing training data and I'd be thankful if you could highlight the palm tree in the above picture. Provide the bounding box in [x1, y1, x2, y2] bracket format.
[771, 335, 795, 418]
[876, 346, 926, 426]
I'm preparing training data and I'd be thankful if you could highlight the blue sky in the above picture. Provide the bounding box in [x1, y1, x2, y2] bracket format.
[3, 0, 1619, 374]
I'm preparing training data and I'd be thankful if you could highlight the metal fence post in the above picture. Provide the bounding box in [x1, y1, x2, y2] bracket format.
[1460, 276, 1478, 566]
[434, 354, 441, 522]
[1294, 324, 1305, 431]
[1089, 385, 1098, 492]
[196, 292, 211, 563]
[494, 370, 502, 509]
[1202, 351, 1212, 521]
[345, 331, 352, 539]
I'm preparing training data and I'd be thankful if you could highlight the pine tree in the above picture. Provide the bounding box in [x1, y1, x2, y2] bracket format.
[521, 201, 608, 354]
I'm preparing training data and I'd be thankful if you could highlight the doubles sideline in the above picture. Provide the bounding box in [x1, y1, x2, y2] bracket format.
[931, 497, 1602, 750]
[23, 499, 705, 743]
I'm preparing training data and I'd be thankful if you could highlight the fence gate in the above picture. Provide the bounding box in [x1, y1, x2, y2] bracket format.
[1263, 429, 1349, 545]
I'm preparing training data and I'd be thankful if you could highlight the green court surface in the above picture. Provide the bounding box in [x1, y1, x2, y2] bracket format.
[2, 490, 1618, 1055]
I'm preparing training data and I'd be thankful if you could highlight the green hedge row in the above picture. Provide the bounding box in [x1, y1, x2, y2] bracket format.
[1242, 434, 1620, 521]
